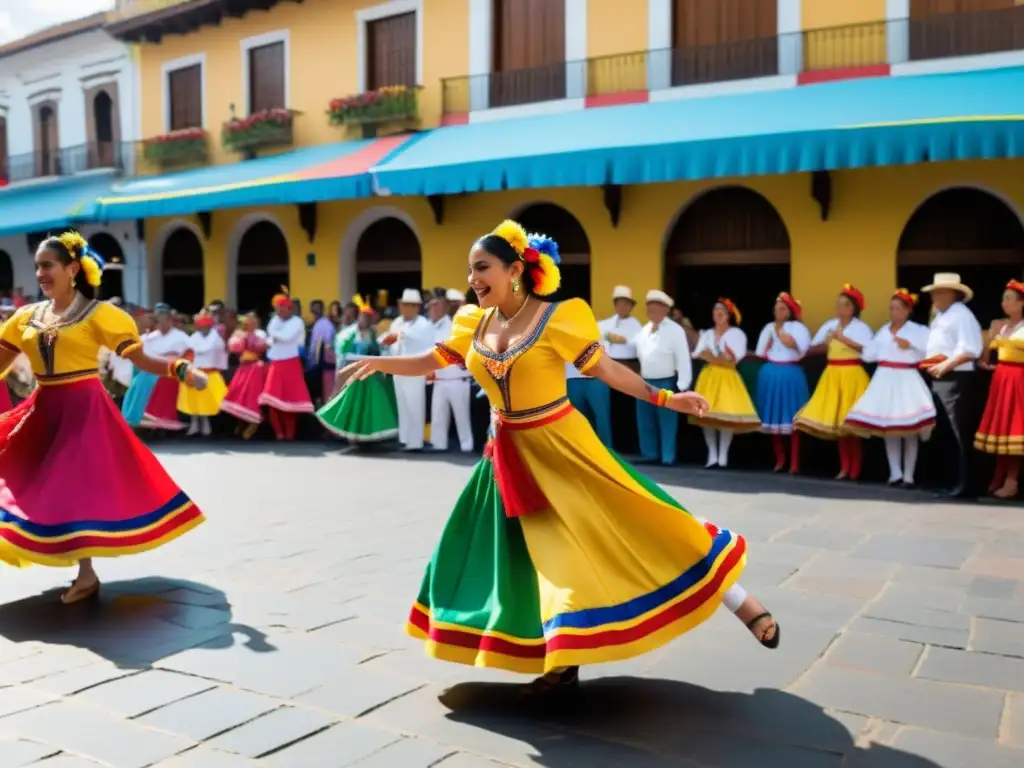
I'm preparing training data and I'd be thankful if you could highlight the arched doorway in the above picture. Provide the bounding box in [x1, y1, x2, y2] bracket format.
[514, 203, 591, 303]
[665, 187, 790, 339]
[355, 218, 422, 305]
[0, 250, 13, 295]
[162, 228, 205, 313]
[897, 188, 1024, 328]
[94, 91, 115, 168]
[236, 220, 289, 316]
[89, 232, 125, 302]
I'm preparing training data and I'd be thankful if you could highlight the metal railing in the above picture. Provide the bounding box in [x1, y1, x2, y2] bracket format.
[0, 141, 136, 185]
[442, 6, 1024, 115]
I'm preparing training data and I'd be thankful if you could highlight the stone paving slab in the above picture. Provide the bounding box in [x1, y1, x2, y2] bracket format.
[0, 448, 1022, 767]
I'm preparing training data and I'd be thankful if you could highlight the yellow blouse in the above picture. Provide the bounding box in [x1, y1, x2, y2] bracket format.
[434, 299, 603, 417]
[0, 300, 142, 385]
[992, 332, 1024, 364]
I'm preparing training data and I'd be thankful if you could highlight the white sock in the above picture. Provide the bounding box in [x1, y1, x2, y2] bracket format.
[200, 417, 212, 436]
[884, 436, 902, 482]
[903, 436, 919, 484]
[718, 429, 734, 467]
[703, 428, 718, 467]
[722, 583, 748, 613]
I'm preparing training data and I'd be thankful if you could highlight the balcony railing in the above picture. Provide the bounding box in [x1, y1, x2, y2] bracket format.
[0, 141, 136, 185]
[442, 6, 1024, 116]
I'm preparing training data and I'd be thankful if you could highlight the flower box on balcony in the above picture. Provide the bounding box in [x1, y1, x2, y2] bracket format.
[142, 128, 209, 168]
[222, 108, 295, 154]
[328, 86, 420, 128]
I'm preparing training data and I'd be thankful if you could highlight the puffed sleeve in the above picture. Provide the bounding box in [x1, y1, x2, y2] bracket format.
[846, 318, 874, 347]
[93, 303, 142, 358]
[755, 325, 773, 357]
[790, 322, 812, 354]
[0, 306, 30, 354]
[546, 298, 604, 374]
[811, 319, 837, 346]
[723, 327, 748, 360]
[691, 329, 709, 357]
[433, 304, 486, 369]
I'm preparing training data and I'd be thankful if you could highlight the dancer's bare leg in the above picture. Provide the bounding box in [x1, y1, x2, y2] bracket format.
[722, 583, 779, 646]
[62, 557, 100, 604]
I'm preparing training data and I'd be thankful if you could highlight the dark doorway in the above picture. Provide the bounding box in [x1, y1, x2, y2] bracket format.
[237, 221, 289, 318]
[665, 187, 790, 340]
[89, 232, 126, 302]
[515, 203, 591, 304]
[897, 188, 1024, 329]
[355, 217, 422, 305]
[162, 228, 205, 314]
[0, 250, 12, 295]
[93, 91, 115, 168]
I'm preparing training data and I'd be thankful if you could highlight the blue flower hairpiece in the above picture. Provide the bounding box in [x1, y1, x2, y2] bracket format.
[527, 233, 560, 265]
[82, 245, 106, 269]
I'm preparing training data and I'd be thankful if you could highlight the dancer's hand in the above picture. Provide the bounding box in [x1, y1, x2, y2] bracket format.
[667, 391, 708, 416]
[187, 369, 209, 391]
[893, 336, 911, 350]
[340, 359, 379, 384]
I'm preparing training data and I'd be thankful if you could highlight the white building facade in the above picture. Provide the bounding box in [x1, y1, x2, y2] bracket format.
[0, 18, 147, 305]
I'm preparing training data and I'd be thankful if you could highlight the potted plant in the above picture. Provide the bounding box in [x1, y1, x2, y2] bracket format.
[222, 108, 295, 154]
[142, 128, 209, 167]
[327, 85, 421, 128]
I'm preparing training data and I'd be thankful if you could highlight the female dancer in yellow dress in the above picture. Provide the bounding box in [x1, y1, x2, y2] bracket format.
[793, 285, 873, 480]
[0, 232, 208, 603]
[343, 221, 779, 693]
[690, 298, 761, 468]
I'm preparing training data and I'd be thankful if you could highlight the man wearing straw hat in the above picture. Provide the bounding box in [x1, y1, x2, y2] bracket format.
[380, 288, 434, 451]
[598, 285, 644, 451]
[922, 272, 984, 498]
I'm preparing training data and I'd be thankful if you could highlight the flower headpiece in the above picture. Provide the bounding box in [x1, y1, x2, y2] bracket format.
[892, 288, 918, 308]
[271, 285, 293, 309]
[193, 310, 215, 328]
[776, 291, 802, 320]
[1007, 279, 1024, 298]
[352, 293, 376, 316]
[840, 283, 866, 312]
[58, 231, 104, 288]
[488, 220, 562, 297]
[716, 297, 742, 326]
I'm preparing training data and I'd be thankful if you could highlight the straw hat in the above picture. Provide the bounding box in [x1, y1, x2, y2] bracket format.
[922, 272, 973, 302]
[399, 288, 423, 305]
[645, 289, 674, 307]
[612, 285, 635, 303]
[445, 289, 465, 302]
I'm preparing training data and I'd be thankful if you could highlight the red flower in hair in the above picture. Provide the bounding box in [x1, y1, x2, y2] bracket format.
[1007, 279, 1024, 297]
[521, 247, 541, 264]
[841, 283, 866, 312]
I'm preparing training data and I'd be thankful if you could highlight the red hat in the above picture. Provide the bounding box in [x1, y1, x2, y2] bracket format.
[194, 313, 215, 328]
[776, 292, 802, 321]
[716, 297, 742, 326]
[1007, 279, 1024, 298]
[892, 288, 918, 308]
[840, 284, 865, 312]
[272, 285, 293, 309]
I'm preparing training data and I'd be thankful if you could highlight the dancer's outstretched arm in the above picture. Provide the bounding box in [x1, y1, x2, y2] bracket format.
[340, 350, 442, 382]
[588, 355, 708, 417]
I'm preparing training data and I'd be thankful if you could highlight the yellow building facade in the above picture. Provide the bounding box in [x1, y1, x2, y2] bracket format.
[113, 0, 1024, 330]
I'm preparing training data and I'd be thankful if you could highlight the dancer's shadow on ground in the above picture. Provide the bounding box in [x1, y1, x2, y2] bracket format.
[438, 678, 941, 767]
[0, 577, 275, 669]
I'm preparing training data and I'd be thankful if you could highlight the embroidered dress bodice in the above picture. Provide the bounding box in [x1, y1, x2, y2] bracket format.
[992, 322, 1024, 364]
[0, 299, 142, 384]
[433, 299, 603, 416]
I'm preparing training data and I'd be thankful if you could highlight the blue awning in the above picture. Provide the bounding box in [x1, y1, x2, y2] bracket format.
[370, 66, 1024, 196]
[0, 175, 117, 237]
[85, 135, 414, 222]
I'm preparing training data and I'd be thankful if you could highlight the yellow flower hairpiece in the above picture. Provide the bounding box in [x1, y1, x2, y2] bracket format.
[491, 220, 528, 256]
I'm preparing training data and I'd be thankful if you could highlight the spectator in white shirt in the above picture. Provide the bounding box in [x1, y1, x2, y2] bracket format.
[381, 289, 435, 451]
[179, 312, 228, 437]
[427, 294, 473, 453]
[921, 273, 984, 498]
[597, 286, 644, 453]
[635, 290, 692, 465]
[258, 291, 314, 441]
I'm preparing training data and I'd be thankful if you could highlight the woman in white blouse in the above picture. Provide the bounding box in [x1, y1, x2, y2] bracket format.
[691, 299, 760, 468]
[754, 292, 811, 473]
[794, 285, 874, 480]
[844, 289, 935, 486]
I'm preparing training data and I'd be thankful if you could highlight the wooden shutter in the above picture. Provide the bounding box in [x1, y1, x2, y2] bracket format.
[168, 65, 202, 130]
[249, 42, 285, 113]
[671, 0, 778, 85]
[367, 12, 416, 89]
[909, 0, 1018, 59]
[491, 0, 565, 106]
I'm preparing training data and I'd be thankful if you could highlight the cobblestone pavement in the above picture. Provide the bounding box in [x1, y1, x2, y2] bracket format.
[1, 444, 1023, 767]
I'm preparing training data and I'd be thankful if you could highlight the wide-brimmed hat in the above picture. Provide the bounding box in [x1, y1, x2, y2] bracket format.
[399, 288, 423, 305]
[612, 285, 635, 303]
[645, 289, 674, 308]
[922, 272, 973, 302]
[446, 289, 466, 302]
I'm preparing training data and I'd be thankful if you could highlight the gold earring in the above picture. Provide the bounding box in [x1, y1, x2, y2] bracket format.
[512, 278, 521, 293]
[71, 278, 76, 288]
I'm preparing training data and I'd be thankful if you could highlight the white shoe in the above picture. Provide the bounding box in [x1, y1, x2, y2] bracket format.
[200, 419, 212, 436]
[718, 456, 728, 468]
[705, 453, 718, 468]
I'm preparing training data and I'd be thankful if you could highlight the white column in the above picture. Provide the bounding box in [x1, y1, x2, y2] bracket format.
[468, 0, 492, 111]
[647, 0, 672, 91]
[887, 0, 910, 65]
[777, 0, 802, 76]
[565, 0, 587, 99]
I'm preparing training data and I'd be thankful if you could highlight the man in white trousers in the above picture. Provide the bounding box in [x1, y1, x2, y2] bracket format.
[380, 289, 434, 451]
[427, 294, 474, 452]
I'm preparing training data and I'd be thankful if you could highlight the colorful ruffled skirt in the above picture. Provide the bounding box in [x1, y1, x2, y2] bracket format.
[220, 362, 267, 424]
[689, 365, 761, 432]
[258, 357, 314, 413]
[407, 401, 747, 674]
[844, 363, 936, 439]
[974, 362, 1024, 455]
[121, 369, 158, 427]
[317, 373, 398, 441]
[793, 361, 869, 439]
[0, 377, 204, 567]
[177, 370, 228, 417]
[756, 362, 809, 434]
[141, 377, 184, 431]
